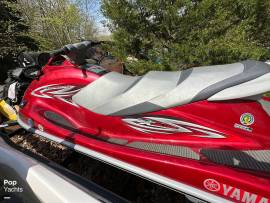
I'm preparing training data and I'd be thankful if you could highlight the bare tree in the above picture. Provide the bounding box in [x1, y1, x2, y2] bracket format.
[18, 0, 99, 49]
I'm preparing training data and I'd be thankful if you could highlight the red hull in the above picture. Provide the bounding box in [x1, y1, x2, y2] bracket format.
[19, 57, 270, 203]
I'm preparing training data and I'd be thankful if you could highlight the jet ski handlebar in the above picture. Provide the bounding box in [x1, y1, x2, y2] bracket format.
[16, 41, 103, 69]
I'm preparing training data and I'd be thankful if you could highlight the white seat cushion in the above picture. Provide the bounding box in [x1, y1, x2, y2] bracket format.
[73, 60, 270, 116]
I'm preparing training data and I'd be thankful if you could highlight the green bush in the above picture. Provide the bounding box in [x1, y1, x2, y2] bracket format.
[0, 0, 38, 57]
[125, 60, 167, 75]
[102, 0, 270, 72]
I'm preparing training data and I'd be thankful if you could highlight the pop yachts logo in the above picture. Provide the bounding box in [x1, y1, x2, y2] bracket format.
[203, 179, 268, 203]
[123, 117, 225, 138]
[2, 179, 23, 193]
[31, 84, 82, 106]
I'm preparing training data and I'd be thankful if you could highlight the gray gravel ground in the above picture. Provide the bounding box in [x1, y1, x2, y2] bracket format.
[10, 133, 188, 203]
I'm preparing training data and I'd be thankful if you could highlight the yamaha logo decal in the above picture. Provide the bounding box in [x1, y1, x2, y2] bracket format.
[203, 178, 268, 203]
[203, 179, 220, 192]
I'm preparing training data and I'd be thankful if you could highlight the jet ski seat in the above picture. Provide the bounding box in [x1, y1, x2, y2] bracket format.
[73, 60, 270, 116]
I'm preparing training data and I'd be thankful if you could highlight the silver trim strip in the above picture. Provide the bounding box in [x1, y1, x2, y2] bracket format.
[18, 115, 232, 203]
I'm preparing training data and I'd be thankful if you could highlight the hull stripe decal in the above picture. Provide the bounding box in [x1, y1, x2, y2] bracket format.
[201, 148, 270, 172]
[127, 142, 200, 160]
[18, 115, 232, 203]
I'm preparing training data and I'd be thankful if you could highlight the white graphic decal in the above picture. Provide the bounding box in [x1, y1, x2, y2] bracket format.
[31, 84, 82, 106]
[203, 178, 269, 203]
[123, 117, 225, 138]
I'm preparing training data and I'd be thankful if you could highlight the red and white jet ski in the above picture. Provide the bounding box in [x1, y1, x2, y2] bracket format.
[17, 41, 270, 203]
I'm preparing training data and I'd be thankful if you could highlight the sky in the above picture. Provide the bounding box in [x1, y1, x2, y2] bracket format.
[91, 1, 111, 36]
[73, 0, 111, 35]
